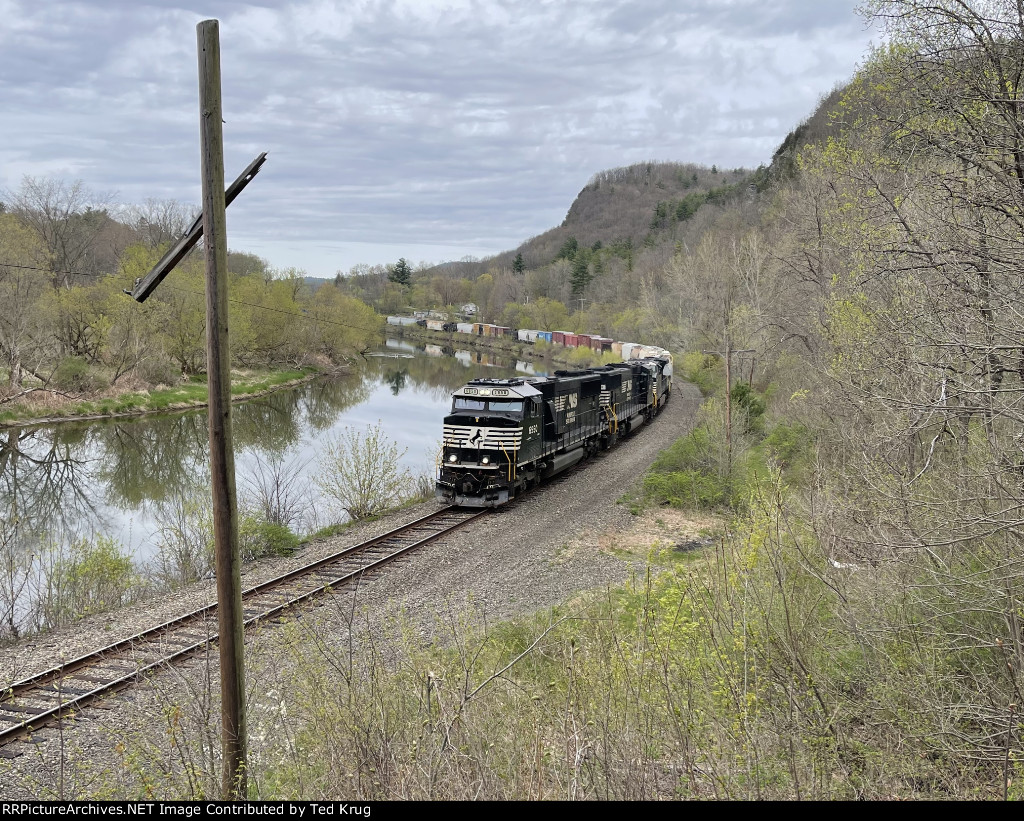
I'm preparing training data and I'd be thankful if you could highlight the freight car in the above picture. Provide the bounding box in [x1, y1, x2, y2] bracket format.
[387, 315, 426, 327]
[436, 357, 672, 507]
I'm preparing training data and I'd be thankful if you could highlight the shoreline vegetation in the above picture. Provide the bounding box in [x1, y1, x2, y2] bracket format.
[0, 365, 330, 430]
[0, 327, 619, 430]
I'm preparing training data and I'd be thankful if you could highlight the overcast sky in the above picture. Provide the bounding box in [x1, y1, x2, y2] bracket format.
[0, 0, 877, 276]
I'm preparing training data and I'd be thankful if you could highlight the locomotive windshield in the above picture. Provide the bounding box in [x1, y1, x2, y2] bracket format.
[452, 397, 524, 414]
[487, 401, 522, 412]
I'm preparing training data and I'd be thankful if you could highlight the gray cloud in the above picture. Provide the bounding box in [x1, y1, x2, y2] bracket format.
[0, 0, 876, 274]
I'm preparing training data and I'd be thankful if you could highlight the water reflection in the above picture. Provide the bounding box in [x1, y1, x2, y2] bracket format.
[385, 369, 408, 396]
[0, 427, 101, 534]
[0, 342, 525, 559]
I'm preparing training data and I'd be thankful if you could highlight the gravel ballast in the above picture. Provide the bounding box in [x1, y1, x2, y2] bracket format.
[0, 381, 704, 798]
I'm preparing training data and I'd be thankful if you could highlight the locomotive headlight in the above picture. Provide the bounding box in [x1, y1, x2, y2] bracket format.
[448, 453, 458, 463]
[481, 455, 491, 465]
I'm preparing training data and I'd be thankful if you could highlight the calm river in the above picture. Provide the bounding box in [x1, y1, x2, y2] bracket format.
[0, 339, 547, 563]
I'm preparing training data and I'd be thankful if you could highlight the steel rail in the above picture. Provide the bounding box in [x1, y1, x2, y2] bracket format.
[0, 505, 488, 747]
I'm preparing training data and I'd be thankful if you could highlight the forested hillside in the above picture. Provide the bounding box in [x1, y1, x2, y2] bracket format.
[334, 161, 753, 334]
[324, 0, 1024, 798]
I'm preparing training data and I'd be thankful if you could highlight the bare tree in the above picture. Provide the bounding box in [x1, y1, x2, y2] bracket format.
[0, 214, 49, 389]
[4, 177, 113, 287]
[121, 198, 195, 249]
[240, 453, 311, 529]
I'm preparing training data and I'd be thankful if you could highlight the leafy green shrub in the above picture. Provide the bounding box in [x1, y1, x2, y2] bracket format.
[651, 425, 718, 474]
[678, 351, 720, 396]
[645, 422, 742, 509]
[37, 536, 143, 627]
[314, 421, 413, 520]
[566, 346, 602, 367]
[645, 394, 777, 510]
[761, 421, 814, 485]
[52, 356, 107, 392]
[239, 515, 299, 561]
[763, 421, 812, 468]
[730, 382, 766, 433]
[643, 469, 730, 508]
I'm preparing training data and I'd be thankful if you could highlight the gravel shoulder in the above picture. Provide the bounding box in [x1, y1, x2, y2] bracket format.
[0, 381, 705, 798]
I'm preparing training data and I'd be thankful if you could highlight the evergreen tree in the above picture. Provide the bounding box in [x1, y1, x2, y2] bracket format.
[556, 236, 578, 261]
[512, 252, 525, 275]
[388, 257, 411, 287]
[570, 253, 590, 296]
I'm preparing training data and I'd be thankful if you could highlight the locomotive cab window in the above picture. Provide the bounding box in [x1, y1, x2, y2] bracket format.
[452, 398, 524, 414]
[487, 400, 523, 413]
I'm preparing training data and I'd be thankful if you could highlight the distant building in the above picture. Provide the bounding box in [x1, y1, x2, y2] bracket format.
[461, 302, 478, 316]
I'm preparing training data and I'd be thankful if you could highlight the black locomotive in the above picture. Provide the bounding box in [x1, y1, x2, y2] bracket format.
[436, 356, 673, 507]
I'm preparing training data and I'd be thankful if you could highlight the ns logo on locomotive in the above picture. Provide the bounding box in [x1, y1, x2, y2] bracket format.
[436, 356, 673, 507]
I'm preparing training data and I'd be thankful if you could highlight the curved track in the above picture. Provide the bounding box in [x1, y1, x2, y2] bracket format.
[0, 506, 487, 748]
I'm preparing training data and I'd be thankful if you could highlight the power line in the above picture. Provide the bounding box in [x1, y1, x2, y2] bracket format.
[0, 259, 382, 335]
[0, 262, 102, 278]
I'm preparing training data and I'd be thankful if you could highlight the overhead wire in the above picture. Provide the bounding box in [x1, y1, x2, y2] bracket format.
[0, 259, 384, 335]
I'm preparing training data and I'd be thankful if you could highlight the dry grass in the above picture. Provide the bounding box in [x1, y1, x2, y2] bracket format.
[553, 507, 720, 564]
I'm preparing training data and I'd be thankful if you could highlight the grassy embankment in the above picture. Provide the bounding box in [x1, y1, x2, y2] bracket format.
[0, 367, 323, 428]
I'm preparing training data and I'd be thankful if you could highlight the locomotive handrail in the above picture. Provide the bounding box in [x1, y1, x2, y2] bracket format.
[501, 442, 514, 482]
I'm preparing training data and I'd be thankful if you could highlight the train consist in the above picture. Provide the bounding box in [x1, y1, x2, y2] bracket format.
[387, 314, 674, 507]
[386, 314, 671, 361]
[436, 357, 673, 507]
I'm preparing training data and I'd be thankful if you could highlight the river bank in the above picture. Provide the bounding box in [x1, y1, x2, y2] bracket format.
[0, 329, 618, 431]
[0, 366, 334, 430]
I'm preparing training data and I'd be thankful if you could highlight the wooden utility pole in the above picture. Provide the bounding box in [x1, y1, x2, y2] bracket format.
[703, 344, 755, 470]
[724, 336, 731, 466]
[197, 19, 247, 799]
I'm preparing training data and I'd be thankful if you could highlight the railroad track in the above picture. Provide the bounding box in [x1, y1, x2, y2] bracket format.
[0, 505, 488, 750]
